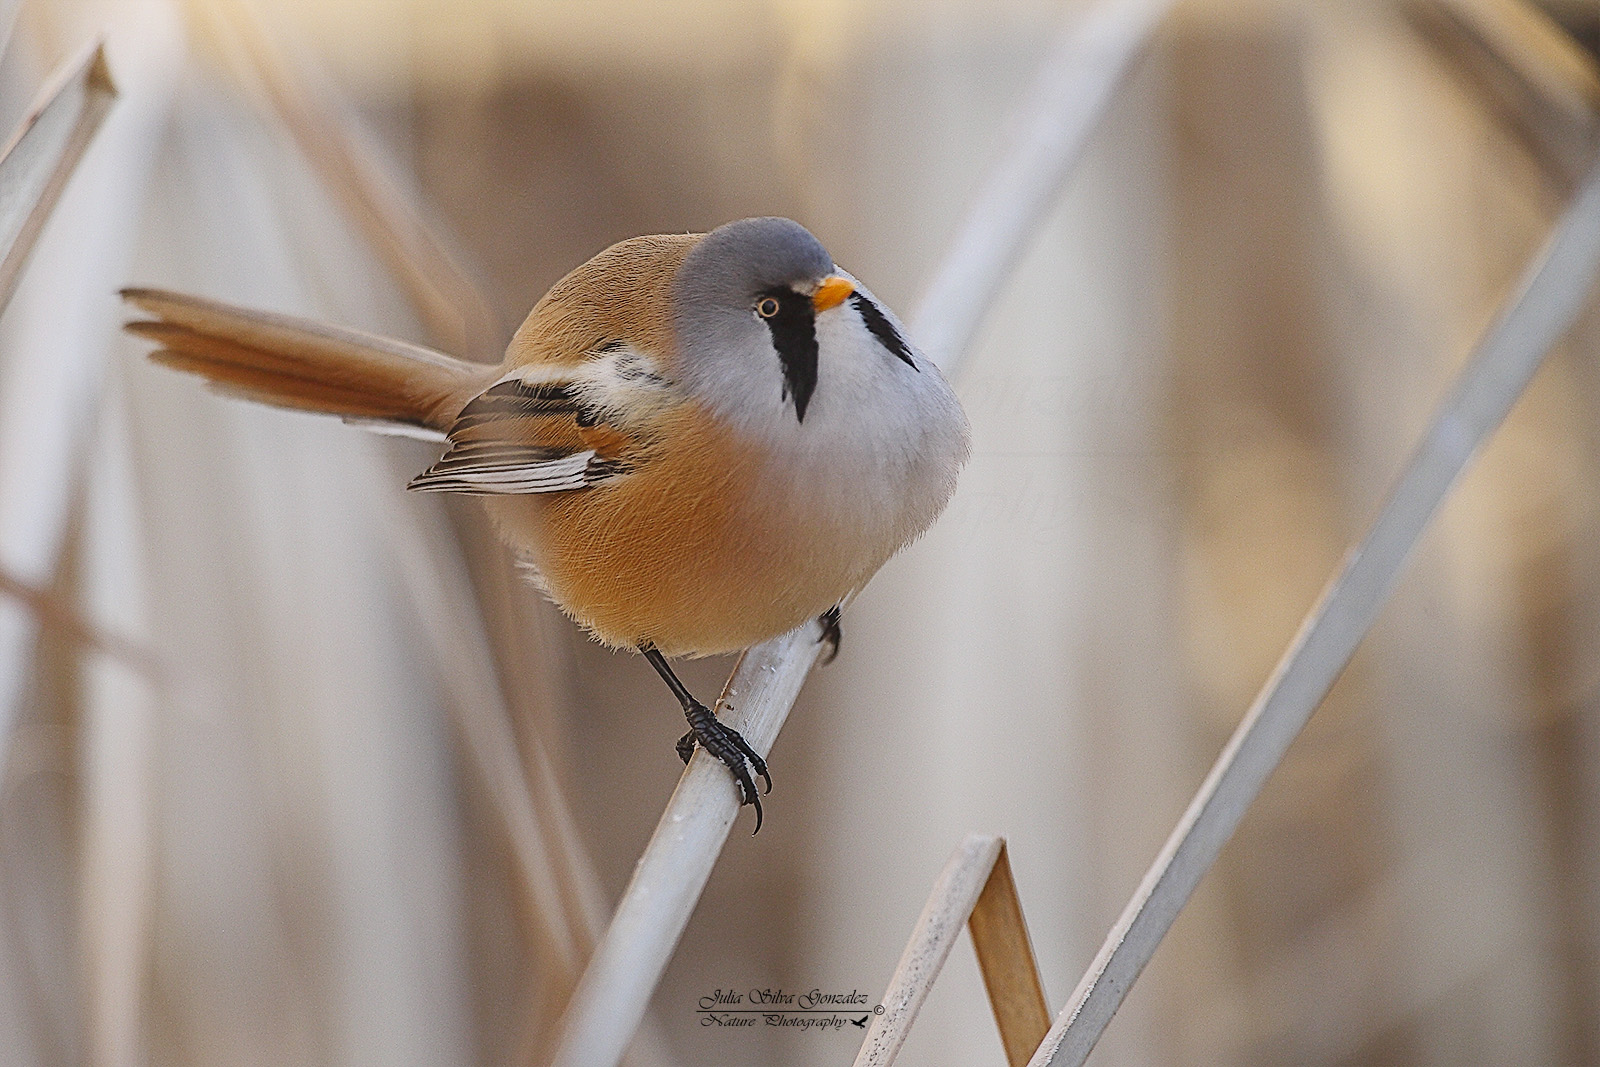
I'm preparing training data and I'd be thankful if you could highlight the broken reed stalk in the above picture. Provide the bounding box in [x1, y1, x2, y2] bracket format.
[0, 40, 117, 311]
[545, 2, 1175, 1065]
[853, 835, 1005, 1067]
[852, 835, 1049, 1067]
[1027, 148, 1600, 1067]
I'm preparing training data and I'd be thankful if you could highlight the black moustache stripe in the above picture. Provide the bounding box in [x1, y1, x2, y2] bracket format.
[760, 288, 818, 422]
[850, 292, 917, 370]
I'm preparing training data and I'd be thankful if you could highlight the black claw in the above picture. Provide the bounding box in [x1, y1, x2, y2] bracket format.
[726, 729, 772, 795]
[711, 711, 765, 831]
[643, 644, 772, 832]
[726, 756, 763, 834]
[681, 697, 770, 831]
[817, 605, 842, 665]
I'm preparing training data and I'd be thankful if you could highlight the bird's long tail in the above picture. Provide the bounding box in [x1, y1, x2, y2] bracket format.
[121, 288, 493, 433]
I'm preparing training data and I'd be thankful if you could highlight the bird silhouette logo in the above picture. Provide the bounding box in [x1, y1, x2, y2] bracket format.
[850, 1016, 869, 1028]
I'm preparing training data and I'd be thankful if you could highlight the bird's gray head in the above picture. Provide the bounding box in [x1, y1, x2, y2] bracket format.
[673, 217, 857, 425]
[666, 217, 964, 541]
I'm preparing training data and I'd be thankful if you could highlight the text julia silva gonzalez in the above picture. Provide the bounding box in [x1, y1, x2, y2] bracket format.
[696, 988, 883, 1031]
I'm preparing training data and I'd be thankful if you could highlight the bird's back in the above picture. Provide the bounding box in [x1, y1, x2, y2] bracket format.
[505, 233, 701, 373]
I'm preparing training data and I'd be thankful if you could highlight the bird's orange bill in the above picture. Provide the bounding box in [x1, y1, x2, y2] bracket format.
[812, 275, 854, 313]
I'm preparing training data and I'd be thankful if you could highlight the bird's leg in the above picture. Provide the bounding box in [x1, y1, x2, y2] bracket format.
[817, 605, 843, 665]
[641, 644, 771, 831]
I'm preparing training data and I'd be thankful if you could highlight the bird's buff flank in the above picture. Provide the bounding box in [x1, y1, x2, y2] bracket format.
[122, 217, 969, 831]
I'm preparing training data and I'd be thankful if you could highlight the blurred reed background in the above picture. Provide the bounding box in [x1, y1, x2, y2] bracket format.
[4, 0, 1600, 1064]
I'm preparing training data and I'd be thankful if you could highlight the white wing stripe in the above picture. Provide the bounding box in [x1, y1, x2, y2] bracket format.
[409, 450, 596, 494]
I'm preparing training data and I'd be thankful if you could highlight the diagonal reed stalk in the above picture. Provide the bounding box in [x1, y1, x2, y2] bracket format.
[911, 0, 1176, 369]
[545, 2, 1176, 1064]
[1027, 138, 1600, 1067]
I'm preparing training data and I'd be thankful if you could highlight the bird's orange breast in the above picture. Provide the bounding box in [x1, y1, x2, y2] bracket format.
[479, 404, 880, 656]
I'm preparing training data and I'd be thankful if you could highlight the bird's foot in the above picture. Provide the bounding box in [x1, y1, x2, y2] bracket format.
[818, 605, 842, 665]
[680, 699, 771, 833]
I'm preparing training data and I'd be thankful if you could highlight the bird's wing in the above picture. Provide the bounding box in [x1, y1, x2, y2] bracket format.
[406, 438, 609, 493]
[408, 348, 669, 495]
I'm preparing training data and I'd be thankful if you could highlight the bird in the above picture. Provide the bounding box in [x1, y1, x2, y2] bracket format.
[122, 217, 970, 830]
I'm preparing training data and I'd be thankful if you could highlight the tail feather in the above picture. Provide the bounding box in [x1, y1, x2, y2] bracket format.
[120, 287, 494, 430]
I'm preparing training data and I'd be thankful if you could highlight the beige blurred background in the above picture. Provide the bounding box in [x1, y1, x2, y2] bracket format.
[5, 0, 1600, 1064]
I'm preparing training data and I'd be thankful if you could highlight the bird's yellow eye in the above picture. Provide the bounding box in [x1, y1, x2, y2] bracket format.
[756, 297, 780, 318]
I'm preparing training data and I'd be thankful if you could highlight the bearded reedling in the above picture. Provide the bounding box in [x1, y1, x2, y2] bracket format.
[124, 217, 970, 830]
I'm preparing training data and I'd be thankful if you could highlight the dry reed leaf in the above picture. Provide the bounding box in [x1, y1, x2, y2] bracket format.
[966, 843, 1051, 1067]
[0, 39, 116, 313]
